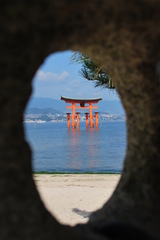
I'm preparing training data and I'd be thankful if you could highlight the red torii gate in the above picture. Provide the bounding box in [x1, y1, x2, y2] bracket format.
[61, 96, 102, 129]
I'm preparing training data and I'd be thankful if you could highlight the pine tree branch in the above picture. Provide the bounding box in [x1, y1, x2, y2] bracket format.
[70, 51, 116, 90]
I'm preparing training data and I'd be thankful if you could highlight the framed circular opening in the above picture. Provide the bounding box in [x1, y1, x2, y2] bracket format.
[24, 50, 126, 225]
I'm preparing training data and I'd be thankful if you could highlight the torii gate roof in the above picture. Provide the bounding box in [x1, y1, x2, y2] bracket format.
[61, 96, 102, 104]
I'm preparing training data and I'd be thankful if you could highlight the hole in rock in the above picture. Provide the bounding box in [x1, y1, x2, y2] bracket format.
[24, 50, 126, 226]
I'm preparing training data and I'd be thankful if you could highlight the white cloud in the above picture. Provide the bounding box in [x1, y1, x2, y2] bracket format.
[34, 70, 69, 82]
[66, 87, 72, 92]
[76, 92, 82, 97]
[70, 80, 80, 87]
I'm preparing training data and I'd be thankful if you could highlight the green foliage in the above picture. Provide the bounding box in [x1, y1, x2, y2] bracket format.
[70, 51, 115, 89]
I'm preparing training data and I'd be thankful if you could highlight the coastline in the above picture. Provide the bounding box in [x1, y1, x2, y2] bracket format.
[33, 173, 121, 226]
[24, 119, 126, 123]
[33, 171, 121, 174]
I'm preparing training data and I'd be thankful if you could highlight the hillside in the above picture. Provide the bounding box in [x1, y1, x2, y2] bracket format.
[25, 97, 125, 114]
[25, 107, 61, 115]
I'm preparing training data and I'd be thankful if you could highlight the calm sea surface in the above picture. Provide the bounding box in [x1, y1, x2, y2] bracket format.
[24, 121, 127, 173]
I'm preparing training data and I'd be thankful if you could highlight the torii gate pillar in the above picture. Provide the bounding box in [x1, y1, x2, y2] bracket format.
[67, 113, 71, 129]
[89, 103, 94, 128]
[95, 112, 99, 128]
[76, 112, 80, 128]
[71, 103, 75, 128]
[85, 113, 89, 128]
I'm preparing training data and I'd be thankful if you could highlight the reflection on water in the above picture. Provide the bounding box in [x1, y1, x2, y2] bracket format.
[24, 121, 126, 173]
[66, 127, 100, 172]
[67, 129, 80, 170]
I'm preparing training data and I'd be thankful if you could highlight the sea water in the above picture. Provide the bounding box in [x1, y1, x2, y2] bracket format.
[24, 121, 127, 173]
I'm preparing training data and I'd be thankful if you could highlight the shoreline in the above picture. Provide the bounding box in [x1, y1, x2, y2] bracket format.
[34, 173, 121, 226]
[24, 119, 126, 123]
[33, 171, 121, 174]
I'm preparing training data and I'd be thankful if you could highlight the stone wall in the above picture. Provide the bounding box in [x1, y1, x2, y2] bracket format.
[1, 0, 160, 239]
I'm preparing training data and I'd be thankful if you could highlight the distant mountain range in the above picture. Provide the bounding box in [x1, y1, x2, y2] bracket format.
[25, 108, 61, 115]
[25, 97, 125, 114]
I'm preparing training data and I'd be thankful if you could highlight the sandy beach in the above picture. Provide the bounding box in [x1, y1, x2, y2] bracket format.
[34, 174, 121, 226]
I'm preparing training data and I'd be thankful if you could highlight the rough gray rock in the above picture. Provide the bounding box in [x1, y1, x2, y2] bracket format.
[0, 0, 160, 239]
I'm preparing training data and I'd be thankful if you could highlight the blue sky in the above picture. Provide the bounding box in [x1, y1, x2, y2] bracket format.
[31, 50, 119, 101]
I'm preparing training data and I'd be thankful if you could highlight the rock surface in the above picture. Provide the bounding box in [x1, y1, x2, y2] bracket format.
[0, 0, 160, 239]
